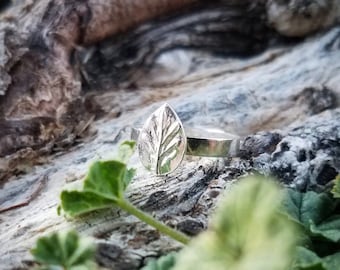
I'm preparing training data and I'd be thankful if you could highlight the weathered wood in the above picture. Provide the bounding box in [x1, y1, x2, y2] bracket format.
[0, 0, 339, 160]
[1, 26, 339, 269]
[0, 0, 199, 162]
[0, 0, 339, 269]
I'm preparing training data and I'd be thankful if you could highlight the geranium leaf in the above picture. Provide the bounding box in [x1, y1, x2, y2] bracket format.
[83, 140, 136, 199]
[293, 247, 325, 270]
[60, 141, 136, 217]
[293, 247, 340, 270]
[173, 176, 298, 270]
[83, 160, 126, 200]
[282, 189, 336, 229]
[31, 230, 96, 269]
[331, 175, 340, 198]
[310, 215, 340, 242]
[117, 140, 136, 164]
[60, 190, 115, 217]
[142, 253, 177, 270]
[322, 252, 340, 270]
[123, 168, 136, 189]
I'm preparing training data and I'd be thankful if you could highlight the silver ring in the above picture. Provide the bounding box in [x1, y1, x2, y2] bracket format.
[132, 103, 241, 175]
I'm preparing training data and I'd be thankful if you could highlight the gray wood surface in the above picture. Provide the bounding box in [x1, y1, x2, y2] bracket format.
[0, 0, 339, 269]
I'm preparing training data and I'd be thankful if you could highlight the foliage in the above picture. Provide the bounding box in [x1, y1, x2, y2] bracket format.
[142, 253, 177, 270]
[52, 143, 340, 270]
[31, 230, 96, 270]
[60, 141, 136, 216]
[293, 247, 340, 270]
[331, 175, 340, 198]
[143, 177, 340, 270]
[282, 189, 340, 270]
[172, 176, 298, 270]
[59, 141, 189, 244]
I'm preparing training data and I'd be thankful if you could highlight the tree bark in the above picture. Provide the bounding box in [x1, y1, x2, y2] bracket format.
[0, 0, 339, 269]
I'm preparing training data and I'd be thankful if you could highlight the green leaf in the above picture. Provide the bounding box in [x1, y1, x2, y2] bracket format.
[117, 140, 136, 163]
[60, 190, 115, 217]
[142, 253, 177, 270]
[293, 247, 340, 270]
[83, 160, 127, 200]
[293, 247, 325, 270]
[82, 140, 136, 199]
[282, 189, 340, 251]
[123, 168, 136, 190]
[322, 252, 340, 270]
[60, 141, 137, 217]
[31, 230, 96, 269]
[69, 262, 98, 270]
[310, 215, 340, 242]
[282, 189, 336, 229]
[331, 175, 340, 198]
[173, 176, 298, 270]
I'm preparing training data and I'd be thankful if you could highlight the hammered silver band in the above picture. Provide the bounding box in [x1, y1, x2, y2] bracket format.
[133, 103, 241, 175]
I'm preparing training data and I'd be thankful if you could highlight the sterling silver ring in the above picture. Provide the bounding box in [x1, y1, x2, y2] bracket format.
[132, 103, 242, 175]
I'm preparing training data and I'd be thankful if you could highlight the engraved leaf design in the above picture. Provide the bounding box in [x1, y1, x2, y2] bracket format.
[138, 103, 186, 175]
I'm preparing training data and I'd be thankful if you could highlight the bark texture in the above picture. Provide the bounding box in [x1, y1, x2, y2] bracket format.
[0, 0, 339, 269]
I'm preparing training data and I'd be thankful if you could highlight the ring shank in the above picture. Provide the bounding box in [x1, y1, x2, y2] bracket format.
[131, 127, 241, 158]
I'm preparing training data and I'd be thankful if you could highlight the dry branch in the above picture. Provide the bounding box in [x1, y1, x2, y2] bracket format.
[0, 0, 339, 269]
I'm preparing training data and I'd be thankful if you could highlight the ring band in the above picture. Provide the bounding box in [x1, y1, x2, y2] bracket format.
[132, 103, 241, 175]
[132, 127, 241, 158]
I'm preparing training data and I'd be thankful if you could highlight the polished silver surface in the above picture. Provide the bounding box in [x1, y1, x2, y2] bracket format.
[137, 103, 187, 175]
[134, 104, 241, 175]
[185, 127, 240, 157]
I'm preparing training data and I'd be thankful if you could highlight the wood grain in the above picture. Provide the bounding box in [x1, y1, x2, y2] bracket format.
[1, 26, 339, 269]
[0, 0, 339, 269]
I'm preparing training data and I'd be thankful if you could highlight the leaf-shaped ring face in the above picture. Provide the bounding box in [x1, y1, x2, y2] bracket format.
[137, 103, 187, 175]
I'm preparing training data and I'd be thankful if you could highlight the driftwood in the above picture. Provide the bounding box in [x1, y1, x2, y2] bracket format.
[0, 0, 340, 269]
